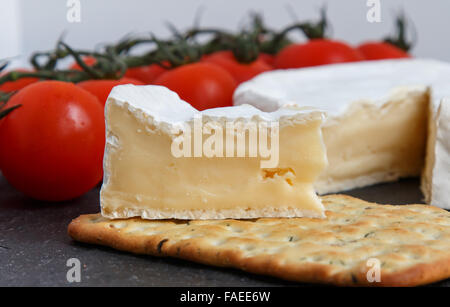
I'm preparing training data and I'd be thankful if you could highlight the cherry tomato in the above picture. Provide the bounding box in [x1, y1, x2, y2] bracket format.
[154, 62, 237, 111]
[357, 42, 411, 60]
[0, 69, 39, 93]
[259, 53, 276, 67]
[0, 81, 105, 201]
[274, 39, 364, 69]
[125, 63, 168, 84]
[70, 56, 97, 70]
[200, 54, 211, 61]
[77, 78, 144, 106]
[202, 51, 272, 84]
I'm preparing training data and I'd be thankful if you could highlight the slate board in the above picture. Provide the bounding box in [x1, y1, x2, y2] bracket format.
[0, 174, 448, 287]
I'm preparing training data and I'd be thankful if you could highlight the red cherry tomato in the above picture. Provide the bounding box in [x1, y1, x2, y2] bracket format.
[154, 62, 237, 111]
[200, 54, 211, 61]
[70, 56, 97, 70]
[259, 53, 276, 67]
[0, 69, 39, 93]
[0, 81, 105, 201]
[125, 63, 168, 84]
[274, 39, 364, 69]
[357, 42, 411, 60]
[77, 78, 144, 106]
[202, 51, 272, 84]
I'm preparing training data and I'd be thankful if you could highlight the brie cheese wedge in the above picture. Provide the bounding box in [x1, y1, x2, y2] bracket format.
[234, 59, 450, 194]
[422, 98, 450, 209]
[101, 85, 328, 220]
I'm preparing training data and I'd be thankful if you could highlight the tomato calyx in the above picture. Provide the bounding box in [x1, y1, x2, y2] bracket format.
[0, 63, 20, 118]
[151, 36, 202, 68]
[183, 27, 235, 55]
[383, 13, 416, 52]
[0, 41, 129, 91]
[184, 29, 261, 64]
[0, 36, 201, 95]
[0, 40, 151, 104]
[231, 32, 260, 64]
[259, 6, 330, 55]
[0, 91, 20, 120]
[284, 6, 329, 40]
[33, 41, 128, 80]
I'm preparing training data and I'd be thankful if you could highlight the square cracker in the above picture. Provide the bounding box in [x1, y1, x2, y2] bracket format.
[68, 195, 450, 286]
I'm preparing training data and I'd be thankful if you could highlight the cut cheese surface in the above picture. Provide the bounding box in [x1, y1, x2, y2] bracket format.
[234, 59, 450, 194]
[422, 98, 450, 209]
[318, 88, 429, 194]
[101, 85, 328, 220]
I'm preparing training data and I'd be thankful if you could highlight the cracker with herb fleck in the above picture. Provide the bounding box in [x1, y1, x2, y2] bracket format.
[68, 194, 450, 286]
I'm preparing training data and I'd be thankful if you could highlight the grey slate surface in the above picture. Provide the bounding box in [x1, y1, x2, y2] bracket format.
[0, 174, 448, 287]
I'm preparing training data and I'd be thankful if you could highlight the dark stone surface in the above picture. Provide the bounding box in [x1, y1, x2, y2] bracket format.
[0, 174, 448, 287]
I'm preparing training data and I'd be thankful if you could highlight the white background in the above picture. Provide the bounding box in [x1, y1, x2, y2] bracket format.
[1, 0, 449, 67]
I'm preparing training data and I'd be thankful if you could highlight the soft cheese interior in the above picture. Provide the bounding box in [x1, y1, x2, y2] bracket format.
[318, 88, 429, 193]
[234, 58, 450, 194]
[101, 85, 328, 220]
[422, 98, 450, 209]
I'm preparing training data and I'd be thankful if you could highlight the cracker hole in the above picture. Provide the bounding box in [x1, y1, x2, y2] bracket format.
[157, 239, 169, 254]
[288, 236, 299, 242]
[364, 231, 375, 238]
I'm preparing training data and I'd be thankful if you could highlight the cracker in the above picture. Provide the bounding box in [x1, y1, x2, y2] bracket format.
[68, 195, 450, 286]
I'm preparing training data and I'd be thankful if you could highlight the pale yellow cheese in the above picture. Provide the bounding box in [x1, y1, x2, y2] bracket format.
[316, 88, 429, 194]
[100, 85, 328, 220]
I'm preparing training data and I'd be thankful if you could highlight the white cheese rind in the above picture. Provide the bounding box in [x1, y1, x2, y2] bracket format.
[423, 99, 450, 209]
[234, 59, 450, 116]
[107, 85, 325, 134]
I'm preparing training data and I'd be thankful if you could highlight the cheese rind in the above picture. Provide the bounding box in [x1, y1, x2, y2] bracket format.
[101, 85, 328, 220]
[234, 59, 450, 194]
[422, 98, 450, 209]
